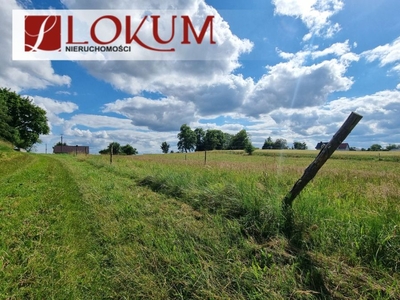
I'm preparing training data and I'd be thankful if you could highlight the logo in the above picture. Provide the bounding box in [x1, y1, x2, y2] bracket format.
[14, 10, 218, 60]
[25, 15, 61, 52]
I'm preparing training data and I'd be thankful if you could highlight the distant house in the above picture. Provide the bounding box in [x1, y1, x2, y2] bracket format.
[315, 142, 328, 150]
[315, 142, 350, 151]
[337, 143, 350, 151]
[53, 145, 89, 154]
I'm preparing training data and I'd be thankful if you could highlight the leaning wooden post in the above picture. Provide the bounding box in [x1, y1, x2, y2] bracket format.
[282, 112, 362, 234]
[282, 112, 363, 210]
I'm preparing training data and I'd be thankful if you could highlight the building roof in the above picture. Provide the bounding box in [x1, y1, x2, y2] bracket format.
[315, 142, 350, 150]
[337, 143, 350, 150]
[315, 142, 328, 150]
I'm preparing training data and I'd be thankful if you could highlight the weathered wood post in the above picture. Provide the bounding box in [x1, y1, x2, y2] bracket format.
[110, 143, 113, 165]
[282, 112, 363, 233]
[204, 150, 207, 165]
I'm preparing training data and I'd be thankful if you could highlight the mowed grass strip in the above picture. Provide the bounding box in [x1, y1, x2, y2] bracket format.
[0, 153, 108, 299]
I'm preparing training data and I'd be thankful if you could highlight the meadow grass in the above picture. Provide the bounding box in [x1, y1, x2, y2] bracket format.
[1, 144, 399, 299]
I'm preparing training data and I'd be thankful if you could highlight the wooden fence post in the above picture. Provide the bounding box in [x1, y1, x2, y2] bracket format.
[110, 144, 113, 165]
[282, 112, 362, 235]
[282, 112, 363, 209]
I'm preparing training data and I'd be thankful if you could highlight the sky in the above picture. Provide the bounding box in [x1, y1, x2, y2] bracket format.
[2, 0, 400, 153]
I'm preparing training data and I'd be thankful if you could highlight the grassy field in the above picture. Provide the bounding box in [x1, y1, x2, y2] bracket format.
[0, 142, 399, 299]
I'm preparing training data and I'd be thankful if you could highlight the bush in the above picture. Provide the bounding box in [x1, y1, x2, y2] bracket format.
[245, 143, 255, 155]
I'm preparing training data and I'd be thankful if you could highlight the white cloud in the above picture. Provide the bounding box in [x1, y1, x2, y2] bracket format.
[0, 1, 71, 92]
[272, 0, 344, 40]
[61, 1, 355, 132]
[103, 96, 197, 131]
[56, 90, 77, 96]
[267, 90, 400, 147]
[59, 0, 253, 93]
[65, 114, 135, 130]
[241, 43, 355, 117]
[311, 41, 351, 59]
[362, 37, 400, 73]
[56, 0, 256, 130]
[27, 96, 78, 130]
[31, 96, 78, 115]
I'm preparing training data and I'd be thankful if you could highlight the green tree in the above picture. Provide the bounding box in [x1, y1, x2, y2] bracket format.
[0, 88, 49, 151]
[204, 129, 225, 150]
[386, 144, 399, 151]
[99, 142, 121, 155]
[99, 148, 109, 155]
[161, 141, 170, 154]
[244, 142, 255, 155]
[222, 133, 233, 150]
[273, 138, 288, 149]
[293, 141, 307, 150]
[121, 144, 137, 155]
[262, 137, 274, 149]
[229, 129, 250, 150]
[369, 144, 382, 151]
[110, 142, 121, 154]
[0, 94, 15, 143]
[194, 128, 205, 151]
[177, 124, 196, 153]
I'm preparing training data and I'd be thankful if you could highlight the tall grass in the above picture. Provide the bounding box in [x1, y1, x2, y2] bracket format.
[90, 152, 400, 272]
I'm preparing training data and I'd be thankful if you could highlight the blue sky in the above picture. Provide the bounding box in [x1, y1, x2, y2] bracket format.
[3, 0, 400, 153]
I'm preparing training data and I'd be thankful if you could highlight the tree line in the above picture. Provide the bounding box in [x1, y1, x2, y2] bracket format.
[99, 142, 138, 155]
[159, 124, 309, 154]
[364, 144, 400, 151]
[0, 88, 49, 151]
[261, 137, 308, 150]
[170, 124, 254, 154]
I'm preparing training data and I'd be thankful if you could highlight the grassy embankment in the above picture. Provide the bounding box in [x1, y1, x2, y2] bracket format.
[1, 141, 399, 299]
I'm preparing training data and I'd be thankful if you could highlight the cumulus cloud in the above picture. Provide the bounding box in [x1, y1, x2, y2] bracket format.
[362, 37, 400, 74]
[65, 114, 135, 130]
[0, 1, 71, 92]
[27, 96, 78, 130]
[268, 90, 400, 147]
[103, 96, 197, 131]
[61, 1, 355, 132]
[56, 0, 256, 130]
[242, 42, 356, 117]
[272, 0, 344, 40]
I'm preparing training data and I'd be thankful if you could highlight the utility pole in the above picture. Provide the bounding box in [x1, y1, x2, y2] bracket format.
[61, 134, 63, 153]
